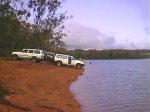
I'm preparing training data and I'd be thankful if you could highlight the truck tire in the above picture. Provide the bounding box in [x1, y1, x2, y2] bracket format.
[57, 61, 62, 67]
[12, 55, 19, 61]
[32, 57, 38, 63]
[76, 63, 81, 69]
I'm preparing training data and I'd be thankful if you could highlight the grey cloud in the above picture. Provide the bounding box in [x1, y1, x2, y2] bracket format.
[63, 23, 150, 49]
[63, 23, 124, 49]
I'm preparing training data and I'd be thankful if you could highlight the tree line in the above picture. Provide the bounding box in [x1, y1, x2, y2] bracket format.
[0, 0, 68, 56]
[67, 49, 150, 59]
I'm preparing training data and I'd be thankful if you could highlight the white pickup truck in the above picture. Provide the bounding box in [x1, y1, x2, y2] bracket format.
[11, 49, 44, 62]
[54, 54, 84, 69]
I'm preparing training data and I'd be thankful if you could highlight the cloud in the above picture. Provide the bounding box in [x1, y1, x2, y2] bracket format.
[63, 23, 124, 49]
[63, 23, 150, 49]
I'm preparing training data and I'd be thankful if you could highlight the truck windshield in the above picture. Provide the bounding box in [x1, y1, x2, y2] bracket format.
[71, 57, 75, 60]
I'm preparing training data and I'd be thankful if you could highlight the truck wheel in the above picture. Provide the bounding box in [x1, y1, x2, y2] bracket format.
[12, 55, 19, 61]
[57, 61, 62, 67]
[32, 57, 38, 63]
[76, 64, 81, 69]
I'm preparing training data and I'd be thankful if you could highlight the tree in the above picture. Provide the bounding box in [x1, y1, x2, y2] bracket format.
[0, 0, 69, 56]
[26, 0, 68, 49]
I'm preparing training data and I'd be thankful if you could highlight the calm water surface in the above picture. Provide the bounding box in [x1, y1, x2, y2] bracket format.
[70, 59, 150, 112]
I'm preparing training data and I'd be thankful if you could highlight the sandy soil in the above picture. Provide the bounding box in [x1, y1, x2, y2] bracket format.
[0, 59, 84, 112]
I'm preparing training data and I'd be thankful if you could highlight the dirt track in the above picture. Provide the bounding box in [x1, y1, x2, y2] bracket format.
[0, 59, 83, 112]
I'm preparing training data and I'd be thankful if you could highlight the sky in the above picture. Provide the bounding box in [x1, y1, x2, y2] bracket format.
[60, 0, 150, 49]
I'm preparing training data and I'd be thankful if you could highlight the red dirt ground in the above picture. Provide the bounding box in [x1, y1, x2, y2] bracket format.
[0, 59, 84, 112]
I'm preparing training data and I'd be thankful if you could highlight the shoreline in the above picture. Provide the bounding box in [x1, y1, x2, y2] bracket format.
[0, 59, 84, 112]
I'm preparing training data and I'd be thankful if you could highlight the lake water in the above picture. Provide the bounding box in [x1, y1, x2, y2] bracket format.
[70, 59, 150, 112]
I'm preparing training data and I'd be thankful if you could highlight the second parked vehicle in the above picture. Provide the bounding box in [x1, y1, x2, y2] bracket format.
[54, 54, 84, 69]
[11, 49, 44, 62]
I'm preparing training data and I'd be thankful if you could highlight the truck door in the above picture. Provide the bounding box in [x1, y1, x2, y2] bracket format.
[20, 49, 28, 58]
[71, 56, 75, 65]
[62, 55, 68, 65]
[27, 50, 34, 58]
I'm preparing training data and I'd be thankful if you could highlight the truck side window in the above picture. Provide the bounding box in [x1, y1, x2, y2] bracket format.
[63, 56, 68, 59]
[34, 50, 40, 54]
[57, 55, 62, 58]
[71, 57, 75, 60]
[28, 50, 33, 53]
[22, 50, 28, 53]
